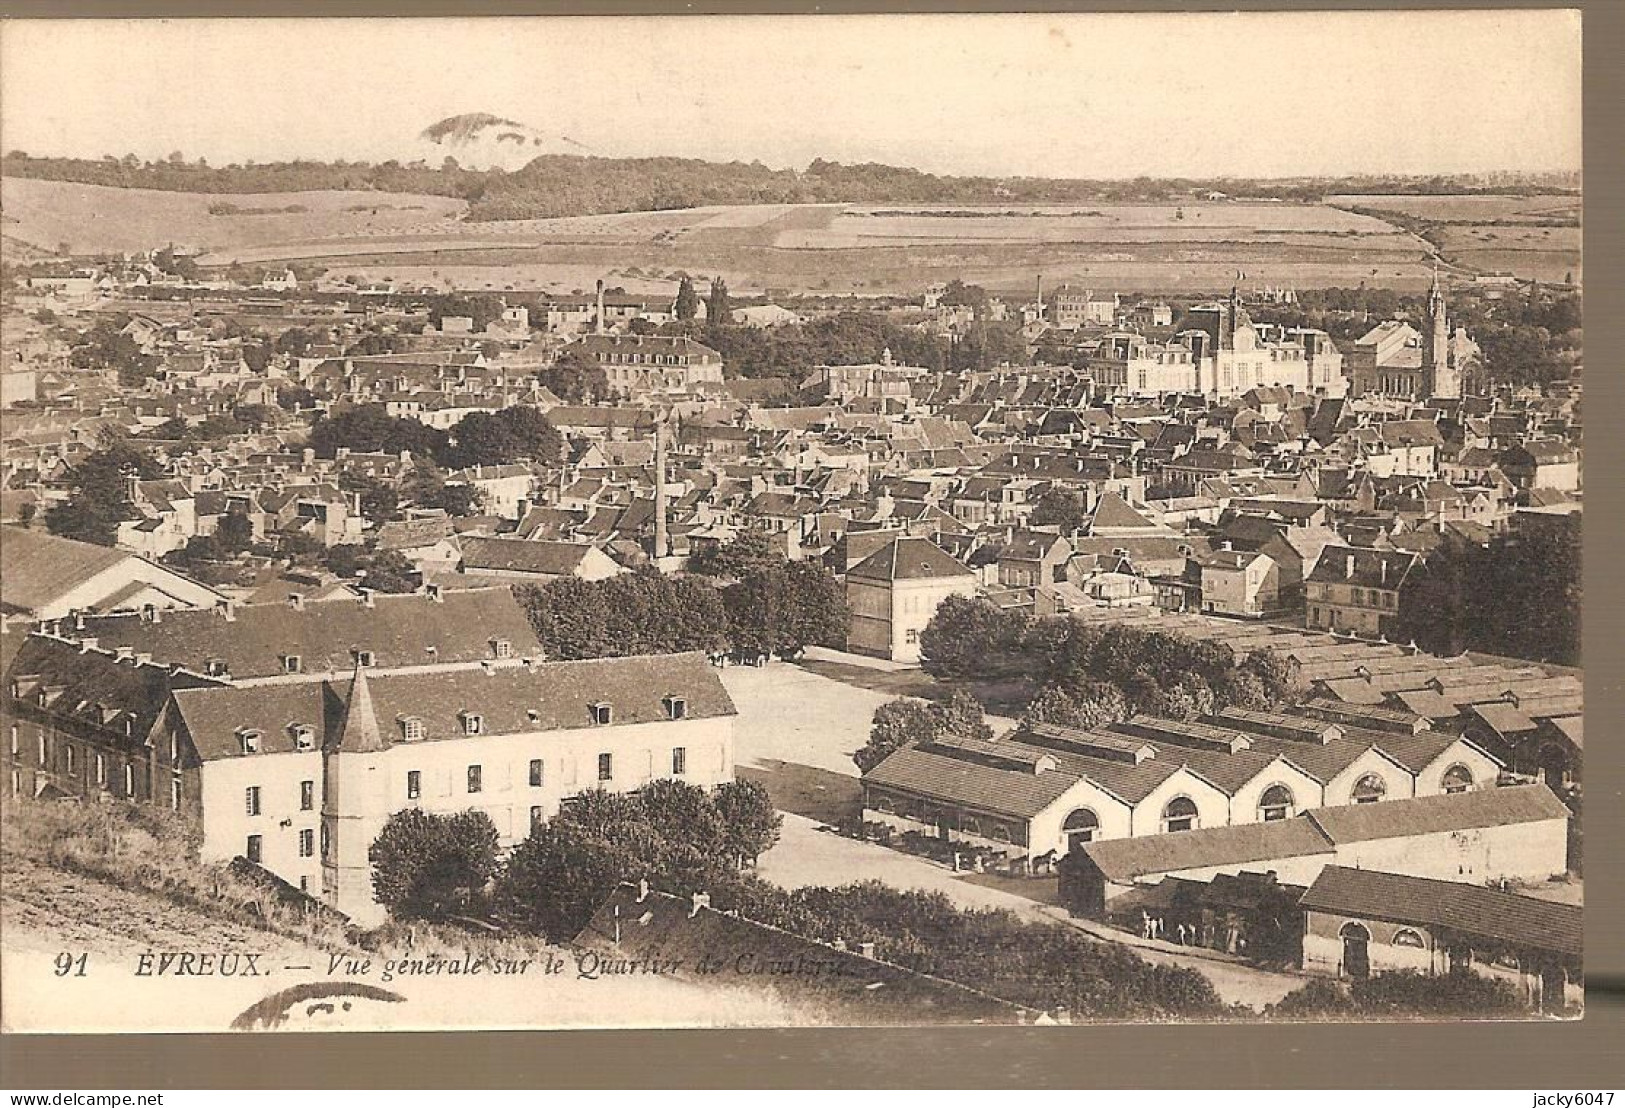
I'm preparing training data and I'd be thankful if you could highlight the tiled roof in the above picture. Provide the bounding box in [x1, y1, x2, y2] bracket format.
[847, 537, 973, 583]
[459, 537, 598, 576]
[1305, 783, 1569, 843]
[1079, 818, 1335, 883]
[1299, 866, 1581, 956]
[1, 525, 133, 615]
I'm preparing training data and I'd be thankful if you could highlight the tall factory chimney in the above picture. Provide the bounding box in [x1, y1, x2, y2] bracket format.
[595, 279, 606, 336]
[653, 415, 669, 560]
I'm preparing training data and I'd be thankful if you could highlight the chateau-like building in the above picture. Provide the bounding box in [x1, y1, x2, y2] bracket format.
[1349, 273, 1479, 400]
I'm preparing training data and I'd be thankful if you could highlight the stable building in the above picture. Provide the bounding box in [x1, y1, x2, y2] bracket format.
[1298, 865, 1581, 1010]
[1059, 784, 1571, 917]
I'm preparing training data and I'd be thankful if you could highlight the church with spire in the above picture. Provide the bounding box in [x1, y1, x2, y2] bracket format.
[1349, 270, 1481, 400]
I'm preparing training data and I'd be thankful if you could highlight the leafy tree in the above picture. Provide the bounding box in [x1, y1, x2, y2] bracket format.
[274, 327, 320, 358]
[324, 543, 367, 579]
[363, 549, 419, 594]
[308, 404, 445, 460]
[536, 347, 609, 403]
[920, 595, 1030, 678]
[44, 439, 162, 546]
[692, 528, 785, 580]
[1020, 681, 1130, 731]
[776, 561, 849, 657]
[1028, 487, 1090, 533]
[706, 278, 732, 324]
[674, 276, 700, 321]
[216, 510, 254, 554]
[443, 407, 562, 469]
[711, 779, 782, 867]
[369, 808, 500, 922]
[855, 690, 991, 774]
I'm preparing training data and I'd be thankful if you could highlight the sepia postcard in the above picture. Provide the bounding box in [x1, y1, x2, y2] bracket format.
[0, 10, 1585, 1035]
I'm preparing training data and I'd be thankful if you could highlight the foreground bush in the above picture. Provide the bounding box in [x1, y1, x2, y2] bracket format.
[1268, 971, 1532, 1020]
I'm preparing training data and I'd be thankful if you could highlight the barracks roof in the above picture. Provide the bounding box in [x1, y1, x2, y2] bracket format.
[1299, 865, 1581, 957]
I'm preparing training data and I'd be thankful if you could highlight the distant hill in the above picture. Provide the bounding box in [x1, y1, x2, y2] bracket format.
[417, 112, 592, 171]
[0, 146, 1580, 226]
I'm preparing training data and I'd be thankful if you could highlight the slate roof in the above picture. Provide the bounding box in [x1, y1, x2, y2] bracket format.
[70, 587, 541, 678]
[172, 651, 734, 761]
[1299, 866, 1582, 956]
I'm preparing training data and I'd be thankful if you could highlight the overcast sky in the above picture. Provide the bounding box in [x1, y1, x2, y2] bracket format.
[0, 12, 1582, 179]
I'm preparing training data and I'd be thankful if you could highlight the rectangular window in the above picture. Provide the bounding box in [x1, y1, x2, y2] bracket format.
[597, 753, 613, 782]
[246, 835, 262, 864]
[124, 764, 135, 797]
[591, 703, 613, 726]
[401, 717, 424, 742]
[9, 724, 17, 756]
[530, 805, 544, 833]
[672, 747, 687, 776]
[37, 733, 46, 766]
[300, 780, 314, 811]
[463, 714, 483, 736]
[299, 829, 315, 858]
[666, 697, 687, 721]
[11, 769, 21, 796]
[283, 655, 302, 674]
[407, 770, 421, 800]
[65, 745, 75, 775]
[467, 765, 482, 794]
[170, 777, 181, 810]
[299, 876, 310, 893]
[95, 754, 106, 786]
[529, 759, 544, 787]
[245, 786, 261, 816]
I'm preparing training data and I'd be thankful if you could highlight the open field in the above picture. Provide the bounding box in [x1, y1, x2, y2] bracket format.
[1325, 193, 1581, 283]
[1, 176, 468, 256]
[4, 177, 1447, 294]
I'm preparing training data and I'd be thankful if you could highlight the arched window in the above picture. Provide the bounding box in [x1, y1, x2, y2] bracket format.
[1063, 808, 1100, 851]
[874, 795, 894, 815]
[1441, 764, 1474, 795]
[1352, 774, 1387, 805]
[960, 815, 982, 838]
[990, 823, 1012, 843]
[1258, 784, 1296, 822]
[1162, 796, 1199, 833]
[1394, 929, 1426, 949]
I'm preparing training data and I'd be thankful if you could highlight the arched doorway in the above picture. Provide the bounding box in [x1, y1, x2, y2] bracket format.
[1063, 808, 1100, 853]
[1441, 764, 1474, 794]
[1340, 922, 1371, 979]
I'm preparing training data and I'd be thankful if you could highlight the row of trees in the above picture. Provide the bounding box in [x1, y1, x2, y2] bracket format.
[369, 779, 781, 934]
[919, 597, 1303, 729]
[515, 542, 847, 663]
[369, 785, 1222, 1020]
[1267, 971, 1535, 1019]
[653, 309, 1028, 380]
[6, 150, 1572, 224]
[307, 403, 563, 471]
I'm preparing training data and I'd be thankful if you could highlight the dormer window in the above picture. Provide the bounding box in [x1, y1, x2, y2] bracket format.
[400, 716, 424, 742]
[461, 712, 484, 736]
[664, 696, 687, 721]
[292, 725, 316, 752]
[240, 729, 263, 755]
[491, 639, 513, 659]
[354, 650, 375, 668]
[282, 654, 302, 675]
[205, 658, 228, 677]
[590, 703, 613, 726]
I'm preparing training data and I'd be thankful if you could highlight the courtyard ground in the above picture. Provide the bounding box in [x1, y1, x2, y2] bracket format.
[725, 659, 1307, 1010]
